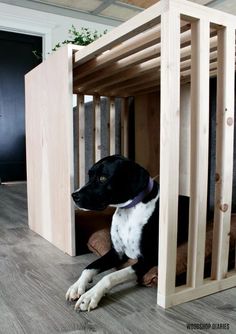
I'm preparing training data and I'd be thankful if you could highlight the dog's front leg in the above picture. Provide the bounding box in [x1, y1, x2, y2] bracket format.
[75, 266, 136, 311]
[66, 248, 125, 302]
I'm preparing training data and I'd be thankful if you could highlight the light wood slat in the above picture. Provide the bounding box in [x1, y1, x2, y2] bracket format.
[74, 25, 161, 80]
[108, 97, 116, 155]
[121, 98, 129, 157]
[89, 72, 160, 97]
[78, 94, 86, 187]
[157, 8, 180, 303]
[73, 22, 193, 79]
[74, 44, 161, 86]
[93, 95, 102, 162]
[74, 34, 219, 94]
[78, 57, 158, 92]
[126, 80, 159, 95]
[73, 25, 193, 85]
[79, 57, 231, 97]
[180, 49, 217, 72]
[74, 0, 168, 66]
[74, 28, 192, 88]
[211, 27, 236, 280]
[187, 19, 210, 288]
[160, 271, 236, 308]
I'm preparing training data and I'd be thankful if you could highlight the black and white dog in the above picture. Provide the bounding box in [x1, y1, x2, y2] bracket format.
[66, 155, 188, 311]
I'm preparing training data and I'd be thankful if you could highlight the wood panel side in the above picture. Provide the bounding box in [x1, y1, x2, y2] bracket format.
[25, 45, 75, 256]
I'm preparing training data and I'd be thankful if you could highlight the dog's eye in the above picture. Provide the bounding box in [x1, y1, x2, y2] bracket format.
[99, 176, 107, 183]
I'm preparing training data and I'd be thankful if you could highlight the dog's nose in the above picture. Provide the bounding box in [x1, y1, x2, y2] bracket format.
[72, 192, 80, 202]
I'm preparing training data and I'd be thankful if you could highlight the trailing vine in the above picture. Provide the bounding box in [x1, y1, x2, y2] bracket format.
[33, 25, 107, 60]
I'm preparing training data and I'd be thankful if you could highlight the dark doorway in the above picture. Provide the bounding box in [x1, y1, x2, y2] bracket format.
[0, 31, 42, 182]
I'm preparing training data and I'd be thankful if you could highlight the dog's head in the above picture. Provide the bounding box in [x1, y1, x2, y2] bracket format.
[72, 155, 150, 211]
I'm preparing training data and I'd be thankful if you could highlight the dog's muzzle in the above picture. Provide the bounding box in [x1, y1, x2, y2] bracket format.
[72, 189, 108, 211]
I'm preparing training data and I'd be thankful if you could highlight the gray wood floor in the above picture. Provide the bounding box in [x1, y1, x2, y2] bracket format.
[0, 183, 236, 334]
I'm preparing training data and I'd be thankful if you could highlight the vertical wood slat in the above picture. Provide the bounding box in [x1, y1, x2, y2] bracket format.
[109, 97, 116, 155]
[78, 94, 86, 187]
[121, 98, 129, 157]
[93, 95, 102, 162]
[187, 19, 210, 288]
[157, 8, 180, 308]
[211, 27, 235, 280]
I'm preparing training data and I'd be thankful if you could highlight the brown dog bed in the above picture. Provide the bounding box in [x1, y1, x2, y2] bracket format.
[86, 214, 236, 287]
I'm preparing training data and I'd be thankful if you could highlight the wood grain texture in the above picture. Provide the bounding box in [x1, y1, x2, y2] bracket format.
[211, 27, 236, 280]
[135, 92, 160, 178]
[0, 184, 236, 333]
[187, 19, 210, 288]
[135, 85, 191, 195]
[25, 45, 77, 256]
[158, 7, 180, 301]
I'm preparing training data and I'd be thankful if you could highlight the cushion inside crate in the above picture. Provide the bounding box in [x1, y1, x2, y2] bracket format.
[75, 207, 114, 255]
[84, 213, 236, 287]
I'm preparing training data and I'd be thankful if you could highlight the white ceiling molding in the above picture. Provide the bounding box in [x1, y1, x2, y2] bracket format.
[1, 0, 236, 25]
[0, 0, 122, 26]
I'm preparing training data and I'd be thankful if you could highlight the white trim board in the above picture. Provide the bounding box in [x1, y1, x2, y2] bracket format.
[0, 1, 114, 59]
[0, 3, 53, 59]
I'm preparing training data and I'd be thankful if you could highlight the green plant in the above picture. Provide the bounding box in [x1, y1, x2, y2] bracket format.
[52, 25, 107, 51]
[33, 25, 107, 60]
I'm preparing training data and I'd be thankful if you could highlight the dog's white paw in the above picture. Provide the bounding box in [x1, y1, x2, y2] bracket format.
[66, 269, 98, 302]
[66, 281, 86, 301]
[74, 284, 105, 312]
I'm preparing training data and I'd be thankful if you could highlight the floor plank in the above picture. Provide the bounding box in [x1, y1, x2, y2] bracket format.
[0, 183, 236, 333]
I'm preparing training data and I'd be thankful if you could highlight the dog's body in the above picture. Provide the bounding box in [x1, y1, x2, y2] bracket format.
[66, 155, 188, 311]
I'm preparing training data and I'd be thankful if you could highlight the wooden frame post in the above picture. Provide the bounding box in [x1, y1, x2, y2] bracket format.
[78, 94, 86, 187]
[157, 6, 181, 308]
[121, 98, 129, 157]
[93, 95, 102, 162]
[211, 27, 235, 280]
[109, 97, 116, 155]
[187, 19, 210, 288]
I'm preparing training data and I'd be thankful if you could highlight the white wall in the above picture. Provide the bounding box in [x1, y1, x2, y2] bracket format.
[0, 2, 114, 58]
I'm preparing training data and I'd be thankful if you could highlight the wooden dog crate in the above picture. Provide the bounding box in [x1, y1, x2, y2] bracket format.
[25, 0, 236, 308]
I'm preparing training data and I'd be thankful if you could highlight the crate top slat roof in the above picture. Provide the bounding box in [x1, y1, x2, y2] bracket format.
[73, 0, 236, 97]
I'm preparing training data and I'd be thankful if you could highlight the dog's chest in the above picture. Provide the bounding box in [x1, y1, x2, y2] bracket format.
[110, 199, 157, 259]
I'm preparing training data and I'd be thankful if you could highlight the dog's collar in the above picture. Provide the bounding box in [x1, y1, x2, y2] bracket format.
[119, 177, 154, 209]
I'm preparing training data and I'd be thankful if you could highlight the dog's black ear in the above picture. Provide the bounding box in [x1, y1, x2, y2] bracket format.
[120, 160, 150, 196]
